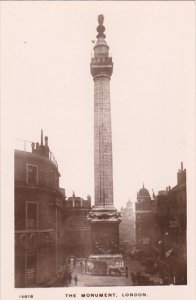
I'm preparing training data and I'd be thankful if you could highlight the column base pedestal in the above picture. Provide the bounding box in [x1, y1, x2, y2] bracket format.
[86, 254, 125, 276]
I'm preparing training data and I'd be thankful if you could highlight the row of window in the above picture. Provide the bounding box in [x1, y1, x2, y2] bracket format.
[68, 201, 81, 208]
[26, 202, 91, 231]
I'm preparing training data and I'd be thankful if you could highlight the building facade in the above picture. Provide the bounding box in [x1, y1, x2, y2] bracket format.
[135, 186, 158, 257]
[119, 200, 135, 254]
[15, 132, 64, 287]
[135, 163, 187, 285]
[61, 193, 91, 259]
[155, 163, 187, 284]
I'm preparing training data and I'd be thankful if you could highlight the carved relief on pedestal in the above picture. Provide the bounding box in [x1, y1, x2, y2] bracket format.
[95, 234, 118, 254]
[88, 211, 121, 223]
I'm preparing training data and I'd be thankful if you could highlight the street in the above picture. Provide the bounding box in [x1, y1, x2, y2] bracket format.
[64, 256, 160, 287]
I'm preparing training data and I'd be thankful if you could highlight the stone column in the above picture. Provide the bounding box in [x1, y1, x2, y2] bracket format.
[91, 14, 115, 211]
[88, 15, 121, 257]
[94, 76, 113, 208]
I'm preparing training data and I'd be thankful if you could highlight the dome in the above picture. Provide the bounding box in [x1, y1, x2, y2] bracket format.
[138, 187, 150, 197]
[137, 186, 151, 201]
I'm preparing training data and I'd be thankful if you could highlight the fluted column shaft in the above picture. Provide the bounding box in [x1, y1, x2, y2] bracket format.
[94, 75, 113, 208]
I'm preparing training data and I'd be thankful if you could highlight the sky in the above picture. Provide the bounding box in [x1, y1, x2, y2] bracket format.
[1, 1, 195, 209]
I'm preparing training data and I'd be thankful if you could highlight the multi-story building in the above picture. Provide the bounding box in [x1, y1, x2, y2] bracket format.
[156, 163, 187, 284]
[61, 193, 91, 259]
[119, 200, 135, 254]
[135, 186, 158, 257]
[15, 131, 64, 287]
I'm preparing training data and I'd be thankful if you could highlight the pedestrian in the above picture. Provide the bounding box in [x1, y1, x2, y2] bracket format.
[159, 277, 163, 285]
[80, 262, 83, 269]
[85, 259, 87, 273]
[146, 273, 150, 284]
[125, 266, 128, 278]
[74, 275, 78, 286]
[56, 268, 62, 287]
[68, 272, 72, 284]
[163, 274, 169, 285]
[73, 259, 76, 269]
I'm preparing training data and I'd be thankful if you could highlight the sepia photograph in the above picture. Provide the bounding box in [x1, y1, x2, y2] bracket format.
[0, 1, 195, 300]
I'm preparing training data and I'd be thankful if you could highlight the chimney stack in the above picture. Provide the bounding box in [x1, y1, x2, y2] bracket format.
[41, 129, 43, 146]
[45, 136, 48, 147]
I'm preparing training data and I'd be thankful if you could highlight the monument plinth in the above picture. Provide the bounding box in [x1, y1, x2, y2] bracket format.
[87, 15, 124, 275]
